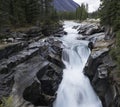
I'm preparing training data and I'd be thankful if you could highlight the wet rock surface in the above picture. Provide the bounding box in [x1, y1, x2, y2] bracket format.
[0, 25, 65, 107]
[77, 23, 120, 107]
[77, 23, 103, 36]
[0, 21, 120, 107]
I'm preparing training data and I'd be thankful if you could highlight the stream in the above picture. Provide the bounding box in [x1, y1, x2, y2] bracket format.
[53, 21, 103, 107]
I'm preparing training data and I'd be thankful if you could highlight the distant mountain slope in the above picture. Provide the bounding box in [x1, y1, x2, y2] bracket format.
[53, 0, 79, 11]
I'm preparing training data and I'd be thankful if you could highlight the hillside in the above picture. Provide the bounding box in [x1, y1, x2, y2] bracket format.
[53, 0, 79, 11]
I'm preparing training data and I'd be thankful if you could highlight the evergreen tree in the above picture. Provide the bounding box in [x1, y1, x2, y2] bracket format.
[0, 0, 58, 29]
[0, 0, 10, 29]
[76, 3, 88, 21]
[100, 0, 120, 72]
[88, 10, 99, 19]
[100, 0, 120, 31]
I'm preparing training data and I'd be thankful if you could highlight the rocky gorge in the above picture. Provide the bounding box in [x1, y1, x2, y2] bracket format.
[0, 21, 120, 107]
[76, 22, 120, 107]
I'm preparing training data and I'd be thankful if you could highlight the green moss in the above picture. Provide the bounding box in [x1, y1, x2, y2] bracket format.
[0, 96, 13, 107]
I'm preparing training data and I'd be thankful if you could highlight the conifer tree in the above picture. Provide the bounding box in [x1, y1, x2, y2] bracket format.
[0, 0, 58, 28]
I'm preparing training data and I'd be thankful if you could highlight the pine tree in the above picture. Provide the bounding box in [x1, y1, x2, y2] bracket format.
[75, 3, 88, 21]
[0, 0, 59, 30]
[100, 0, 119, 28]
[100, 0, 120, 74]
[0, 0, 10, 29]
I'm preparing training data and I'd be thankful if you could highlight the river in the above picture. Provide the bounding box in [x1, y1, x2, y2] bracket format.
[53, 21, 103, 107]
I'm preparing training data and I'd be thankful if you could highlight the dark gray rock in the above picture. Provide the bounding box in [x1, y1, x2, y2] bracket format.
[85, 47, 118, 107]
[78, 23, 119, 107]
[7, 38, 14, 43]
[12, 56, 49, 107]
[104, 27, 116, 40]
[0, 36, 64, 107]
[72, 25, 79, 29]
[0, 47, 39, 74]
[91, 48, 109, 59]
[97, 64, 108, 79]
[0, 42, 27, 60]
[88, 42, 94, 50]
[78, 23, 103, 36]
[85, 26, 99, 35]
[85, 33, 105, 42]
[12, 51, 63, 107]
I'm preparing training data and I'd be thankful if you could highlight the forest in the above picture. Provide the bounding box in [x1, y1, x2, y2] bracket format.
[0, 0, 88, 30]
[0, 0, 58, 29]
[100, 0, 120, 71]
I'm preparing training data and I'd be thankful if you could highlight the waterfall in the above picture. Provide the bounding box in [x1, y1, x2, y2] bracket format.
[53, 21, 102, 107]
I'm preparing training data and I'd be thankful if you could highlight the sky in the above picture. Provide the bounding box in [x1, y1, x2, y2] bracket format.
[73, 0, 101, 13]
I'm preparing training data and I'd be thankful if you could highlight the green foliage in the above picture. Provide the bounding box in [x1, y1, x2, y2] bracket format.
[100, 0, 120, 74]
[0, 0, 58, 29]
[0, 0, 10, 29]
[0, 96, 13, 107]
[57, 3, 88, 21]
[76, 4, 88, 21]
[100, 0, 120, 31]
[115, 31, 120, 69]
[57, 11, 76, 20]
[88, 10, 100, 19]
[109, 31, 120, 70]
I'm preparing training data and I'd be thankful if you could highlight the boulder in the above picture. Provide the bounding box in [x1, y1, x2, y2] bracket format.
[12, 54, 62, 107]
[0, 37, 64, 107]
[72, 25, 79, 29]
[91, 48, 109, 59]
[7, 38, 14, 43]
[78, 23, 103, 36]
[85, 26, 99, 35]
[88, 42, 94, 50]
[0, 42, 27, 60]
[86, 33, 105, 42]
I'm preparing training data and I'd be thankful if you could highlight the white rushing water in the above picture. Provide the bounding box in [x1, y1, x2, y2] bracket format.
[53, 21, 102, 107]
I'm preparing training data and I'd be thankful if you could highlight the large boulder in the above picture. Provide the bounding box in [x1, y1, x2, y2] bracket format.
[84, 30, 119, 107]
[0, 36, 64, 107]
[0, 42, 27, 60]
[11, 38, 64, 107]
[78, 23, 103, 36]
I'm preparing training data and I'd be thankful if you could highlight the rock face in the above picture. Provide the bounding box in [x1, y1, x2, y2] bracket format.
[78, 23, 104, 36]
[53, 0, 79, 11]
[77, 22, 120, 107]
[0, 21, 120, 107]
[0, 25, 65, 107]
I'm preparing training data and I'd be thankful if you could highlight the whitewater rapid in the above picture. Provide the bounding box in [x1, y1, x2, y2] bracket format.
[53, 21, 102, 107]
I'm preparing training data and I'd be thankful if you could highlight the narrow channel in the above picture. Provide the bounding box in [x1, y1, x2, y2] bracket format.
[53, 21, 102, 107]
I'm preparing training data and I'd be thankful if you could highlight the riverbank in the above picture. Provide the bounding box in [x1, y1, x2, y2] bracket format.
[75, 21, 120, 107]
[0, 20, 120, 107]
[0, 22, 66, 107]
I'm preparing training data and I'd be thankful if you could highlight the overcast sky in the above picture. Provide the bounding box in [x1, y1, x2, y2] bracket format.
[73, 0, 101, 13]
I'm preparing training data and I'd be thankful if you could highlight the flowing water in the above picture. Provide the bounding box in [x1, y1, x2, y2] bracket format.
[53, 21, 102, 107]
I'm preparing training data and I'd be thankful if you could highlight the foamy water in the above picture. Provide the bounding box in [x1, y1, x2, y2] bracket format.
[53, 21, 102, 107]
